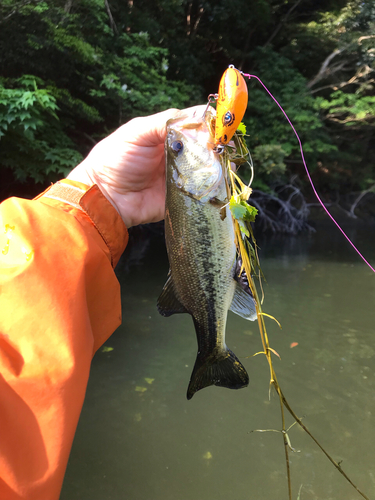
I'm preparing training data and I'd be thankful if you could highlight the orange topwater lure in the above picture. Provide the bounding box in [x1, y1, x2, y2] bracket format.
[214, 65, 248, 150]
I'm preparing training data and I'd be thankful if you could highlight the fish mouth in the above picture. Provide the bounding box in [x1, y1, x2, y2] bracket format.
[167, 108, 217, 151]
[167, 106, 215, 127]
[167, 112, 205, 134]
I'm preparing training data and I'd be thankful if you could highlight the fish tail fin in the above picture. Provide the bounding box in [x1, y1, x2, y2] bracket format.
[186, 348, 249, 400]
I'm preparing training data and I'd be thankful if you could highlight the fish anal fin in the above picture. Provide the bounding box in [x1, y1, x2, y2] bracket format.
[157, 273, 187, 317]
[187, 348, 249, 400]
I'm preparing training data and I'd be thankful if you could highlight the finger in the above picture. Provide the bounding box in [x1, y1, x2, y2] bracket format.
[166, 104, 209, 127]
[179, 104, 208, 116]
[122, 108, 181, 147]
[152, 104, 208, 142]
[141, 108, 182, 144]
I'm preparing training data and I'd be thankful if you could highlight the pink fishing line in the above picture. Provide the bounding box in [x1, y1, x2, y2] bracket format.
[242, 72, 375, 273]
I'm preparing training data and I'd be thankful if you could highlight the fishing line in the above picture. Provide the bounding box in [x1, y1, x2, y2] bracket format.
[241, 71, 375, 274]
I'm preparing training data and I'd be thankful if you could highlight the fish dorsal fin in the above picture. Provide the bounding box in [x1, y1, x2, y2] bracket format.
[157, 272, 188, 317]
[230, 258, 257, 321]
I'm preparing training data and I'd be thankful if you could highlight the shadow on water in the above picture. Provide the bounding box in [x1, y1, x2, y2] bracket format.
[61, 221, 375, 500]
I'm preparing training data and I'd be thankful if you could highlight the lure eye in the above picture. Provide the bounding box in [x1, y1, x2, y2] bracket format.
[223, 111, 235, 126]
[171, 140, 184, 155]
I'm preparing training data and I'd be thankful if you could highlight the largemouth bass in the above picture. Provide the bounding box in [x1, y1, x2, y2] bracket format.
[157, 109, 257, 400]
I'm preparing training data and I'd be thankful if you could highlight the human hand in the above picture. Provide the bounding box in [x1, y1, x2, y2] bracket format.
[68, 105, 206, 228]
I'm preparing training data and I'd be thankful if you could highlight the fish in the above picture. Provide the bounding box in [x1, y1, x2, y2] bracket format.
[157, 108, 257, 400]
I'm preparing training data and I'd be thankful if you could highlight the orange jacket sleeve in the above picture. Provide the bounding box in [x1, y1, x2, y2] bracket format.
[0, 179, 128, 500]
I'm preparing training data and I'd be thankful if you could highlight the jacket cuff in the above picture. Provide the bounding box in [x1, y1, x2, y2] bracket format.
[35, 179, 128, 267]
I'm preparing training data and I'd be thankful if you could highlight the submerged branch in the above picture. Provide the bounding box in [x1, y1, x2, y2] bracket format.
[250, 184, 313, 234]
[279, 388, 292, 500]
[278, 387, 370, 500]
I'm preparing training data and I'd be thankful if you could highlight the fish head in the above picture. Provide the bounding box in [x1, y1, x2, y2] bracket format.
[165, 109, 226, 203]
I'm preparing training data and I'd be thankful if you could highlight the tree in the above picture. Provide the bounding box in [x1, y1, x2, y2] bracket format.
[0, 0, 199, 189]
[1, 0, 374, 216]
[282, 0, 375, 197]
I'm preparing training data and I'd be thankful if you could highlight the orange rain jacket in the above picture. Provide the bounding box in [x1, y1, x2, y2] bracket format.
[0, 179, 129, 500]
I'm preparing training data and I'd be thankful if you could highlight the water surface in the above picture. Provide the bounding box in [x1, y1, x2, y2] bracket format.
[61, 223, 375, 500]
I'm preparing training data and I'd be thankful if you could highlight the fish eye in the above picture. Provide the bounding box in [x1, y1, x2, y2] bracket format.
[171, 140, 184, 155]
[223, 111, 235, 126]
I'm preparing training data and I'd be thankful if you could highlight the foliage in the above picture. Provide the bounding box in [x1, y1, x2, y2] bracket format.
[0, 0, 199, 186]
[253, 144, 286, 176]
[239, 48, 336, 193]
[229, 195, 258, 236]
[0, 0, 374, 209]
[282, 0, 375, 195]
[317, 91, 375, 126]
[91, 32, 201, 123]
[245, 48, 336, 155]
[0, 75, 82, 182]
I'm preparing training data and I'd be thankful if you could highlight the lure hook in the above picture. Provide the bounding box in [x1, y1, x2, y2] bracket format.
[203, 93, 218, 118]
[213, 144, 225, 154]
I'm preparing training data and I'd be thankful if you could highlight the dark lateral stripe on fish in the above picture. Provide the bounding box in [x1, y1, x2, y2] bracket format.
[187, 348, 249, 400]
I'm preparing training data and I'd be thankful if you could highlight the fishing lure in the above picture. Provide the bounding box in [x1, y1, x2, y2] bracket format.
[214, 65, 248, 151]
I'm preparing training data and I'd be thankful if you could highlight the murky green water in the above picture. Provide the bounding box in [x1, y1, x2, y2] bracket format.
[61, 222, 375, 500]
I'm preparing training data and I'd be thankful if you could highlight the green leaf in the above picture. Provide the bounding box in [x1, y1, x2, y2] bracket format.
[229, 196, 258, 223]
[238, 219, 250, 236]
[356, 111, 367, 120]
[243, 204, 258, 222]
[229, 196, 247, 220]
[237, 122, 247, 135]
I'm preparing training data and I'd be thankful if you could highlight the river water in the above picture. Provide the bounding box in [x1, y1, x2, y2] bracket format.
[60, 222, 375, 500]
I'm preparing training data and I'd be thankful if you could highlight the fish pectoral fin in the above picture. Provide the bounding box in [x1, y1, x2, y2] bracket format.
[187, 348, 249, 400]
[157, 273, 188, 317]
[230, 281, 257, 321]
[230, 256, 257, 321]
